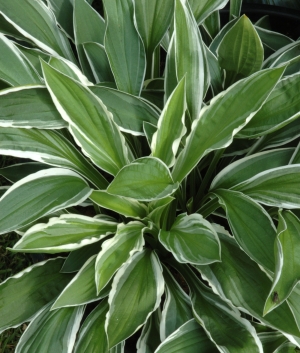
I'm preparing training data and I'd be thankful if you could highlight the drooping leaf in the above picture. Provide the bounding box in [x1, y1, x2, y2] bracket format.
[172, 67, 284, 183]
[42, 61, 130, 176]
[0, 258, 73, 333]
[95, 221, 145, 293]
[106, 250, 164, 348]
[159, 213, 220, 265]
[11, 214, 117, 253]
[103, 0, 146, 96]
[0, 168, 91, 234]
[107, 157, 179, 201]
[15, 302, 84, 353]
[188, 0, 229, 24]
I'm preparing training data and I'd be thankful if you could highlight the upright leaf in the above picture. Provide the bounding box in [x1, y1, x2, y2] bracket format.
[137, 310, 161, 353]
[229, 0, 242, 19]
[103, 0, 146, 96]
[42, 61, 130, 176]
[47, 0, 74, 38]
[188, 0, 229, 24]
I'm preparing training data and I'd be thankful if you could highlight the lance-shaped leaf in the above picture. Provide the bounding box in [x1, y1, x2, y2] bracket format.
[159, 213, 220, 265]
[155, 319, 218, 353]
[198, 232, 300, 340]
[83, 42, 115, 83]
[91, 86, 159, 136]
[147, 197, 174, 228]
[0, 86, 66, 129]
[0, 162, 51, 183]
[263, 41, 300, 69]
[215, 189, 276, 272]
[151, 78, 186, 167]
[172, 67, 284, 183]
[264, 211, 300, 315]
[0, 0, 75, 62]
[218, 15, 263, 86]
[164, 34, 178, 102]
[47, 0, 74, 39]
[107, 157, 179, 201]
[137, 310, 161, 353]
[230, 0, 242, 18]
[74, 0, 105, 80]
[188, 0, 228, 24]
[15, 302, 84, 353]
[209, 17, 239, 55]
[106, 250, 164, 348]
[205, 44, 223, 95]
[11, 214, 117, 253]
[0, 34, 40, 86]
[175, 0, 207, 121]
[160, 266, 193, 341]
[90, 190, 147, 219]
[133, 0, 174, 56]
[255, 26, 293, 52]
[103, 0, 146, 96]
[0, 258, 73, 333]
[287, 283, 300, 330]
[0, 168, 91, 234]
[0, 127, 108, 189]
[210, 148, 294, 190]
[176, 263, 263, 353]
[52, 255, 109, 309]
[95, 221, 145, 294]
[238, 74, 300, 138]
[273, 342, 299, 352]
[42, 61, 130, 176]
[233, 165, 300, 209]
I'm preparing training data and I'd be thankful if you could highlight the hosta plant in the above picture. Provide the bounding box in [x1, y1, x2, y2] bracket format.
[1, 0, 300, 352]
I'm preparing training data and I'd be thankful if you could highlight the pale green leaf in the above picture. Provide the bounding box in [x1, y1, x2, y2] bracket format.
[172, 67, 284, 183]
[0, 258, 73, 333]
[42, 61, 130, 176]
[106, 250, 164, 348]
[95, 221, 145, 293]
[107, 157, 179, 201]
[164, 35, 178, 103]
[103, 0, 146, 96]
[0, 168, 91, 234]
[188, 0, 228, 24]
[15, 303, 84, 353]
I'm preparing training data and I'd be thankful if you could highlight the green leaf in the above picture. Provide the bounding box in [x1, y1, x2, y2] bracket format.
[238, 73, 300, 138]
[264, 211, 300, 315]
[0, 34, 41, 86]
[198, 230, 300, 339]
[287, 283, 300, 330]
[0, 127, 108, 189]
[160, 266, 193, 340]
[214, 189, 276, 272]
[103, 0, 146, 96]
[0, 86, 66, 129]
[258, 331, 287, 353]
[0, 162, 51, 183]
[205, 44, 223, 95]
[107, 157, 179, 201]
[159, 213, 220, 265]
[176, 263, 263, 353]
[211, 148, 294, 190]
[188, 0, 228, 24]
[172, 67, 284, 183]
[42, 61, 130, 176]
[151, 78, 186, 167]
[209, 17, 239, 55]
[164, 35, 178, 102]
[218, 15, 264, 86]
[203, 11, 220, 39]
[0, 0, 75, 62]
[137, 310, 161, 353]
[52, 255, 109, 309]
[233, 165, 300, 208]
[255, 26, 293, 52]
[0, 258, 73, 333]
[90, 86, 159, 135]
[11, 214, 117, 253]
[273, 342, 299, 352]
[47, 0, 74, 39]
[263, 41, 300, 69]
[106, 250, 164, 348]
[15, 303, 84, 353]
[155, 319, 218, 353]
[175, 0, 207, 121]
[83, 42, 114, 83]
[0, 168, 91, 234]
[229, 0, 242, 19]
[95, 221, 145, 293]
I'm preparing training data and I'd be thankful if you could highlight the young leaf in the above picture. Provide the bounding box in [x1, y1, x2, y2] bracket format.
[151, 77, 187, 167]
[0, 258, 73, 333]
[42, 61, 130, 176]
[103, 0, 146, 96]
[188, 0, 229, 24]
[107, 157, 179, 201]
[159, 213, 220, 265]
[164, 34, 178, 102]
[95, 221, 145, 294]
[137, 310, 161, 353]
[15, 303, 84, 353]
[172, 67, 285, 183]
[264, 211, 300, 315]
[106, 250, 164, 348]
[12, 214, 117, 253]
[229, 0, 242, 19]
